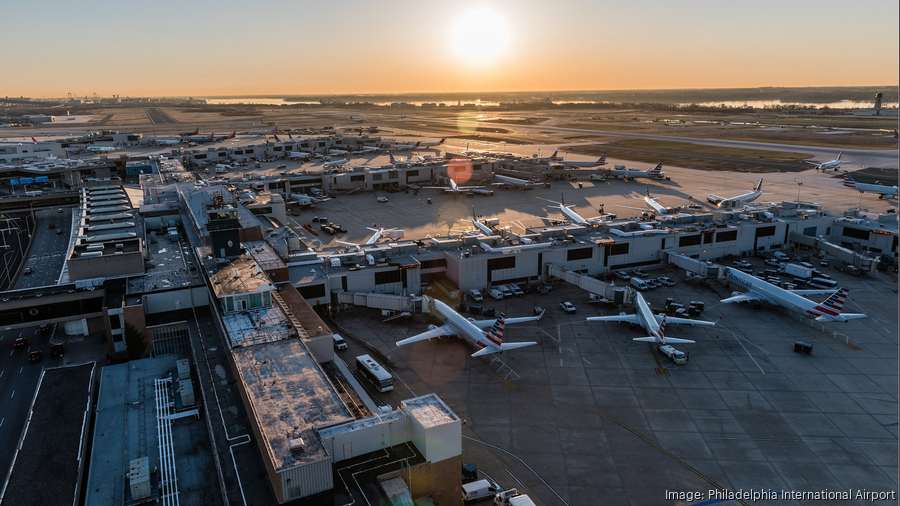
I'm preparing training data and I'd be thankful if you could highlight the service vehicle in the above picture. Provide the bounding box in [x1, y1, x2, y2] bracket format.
[780, 263, 813, 279]
[489, 288, 504, 300]
[773, 251, 790, 261]
[559, 301, 576, 313]
[469, 289, 483, 302]
[633, 268, 649, 277]
[462, 480, 500, 503]
[656, 277, 675, 286]
[658, 345, 688, 365]
[630, 277, 649, 291]
[355, 355, 393, 392]
[615, 271, 631, 281]
[332, 334, 347, 351]
[494, 489, 537, 506]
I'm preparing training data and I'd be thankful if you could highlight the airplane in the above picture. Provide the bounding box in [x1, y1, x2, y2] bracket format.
[617, 185, 670, 215]
[328, 148, 350, 156]
[348, 116, 367, 123]
[532, 150, 564, 162]
[493, 172, 537, 189]
[289, 193, 331, 207]
[359, 145, 381, 152]
[213, 131, 236, 142]
[156, 139, 182, 146]
[586, 291, 714, 345]
[323, 155, 351, 168]
[188, 133, 215, 144]
[880, 129, 898, 139]
[398, 114, 407, 119]
[249, 126, 278, 136]
[557, 154, 607, 168]
[806, 152, 843, 171]
[395, 295, 543, 357]
[466, 206, 497, 235]
[289, 151, 313, 160]
[706, 179, 764, 208]
[336, 222, 396, 251]
[423, 177, 490, 195]
[548, 192, 669, 234]
[721, 267, 866, 322]
[608, 162, 665, 179]
[178, 128, 199, 137]
[259, 120, 278, 126]
[842, 171, 898, 199]
[86, 145, 118, 153]
[381, 141, 420, 150]
[417, 138, 446, 148]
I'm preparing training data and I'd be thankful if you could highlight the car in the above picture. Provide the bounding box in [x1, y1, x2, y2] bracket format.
[646, 280, 659, 289]
[656, 277, 675, 286]
[57, 208, 63, 213]
[537, 285, 551, 295]
[615, 271, 631, 281]
[376, 196, 389, 203]
[633, 269, 649, 277]
[765, 258, 784, 267]
[56, 229, 63, 235]
[14, 337, 26, 349]
[820, 259, 828, 267]
[48, 223, 55, 229]
[39, 324, 50, 333]
[559, 301, 576, 313]
[733, 260, 752, 269]
[23, 267, 32, 275]
[51, 344, 65, 358]
[28, 351, 42, 363]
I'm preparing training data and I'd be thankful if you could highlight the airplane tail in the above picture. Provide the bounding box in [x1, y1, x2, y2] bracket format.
[530, 172, 537, 183]
[472, 206, 478, 222]
[648, 162, 663, 176]
[31, 137, 37, 143]
[837, 151, 842, 160]
[389, 152, 396, 164]
[485, 313, 507, 346]
[597, 154, 607, 165]
[646, 184, 652, 198]
[414, 142, 421, 148]
[755, 179, 763, 192]
[818, 288, 848, 312]
[842, 171, 856, 188]
[560, 191, 565, 207]
[274, 134, 281, 142]
[439, 138, 446, 144]
[288, 132, 293, 140]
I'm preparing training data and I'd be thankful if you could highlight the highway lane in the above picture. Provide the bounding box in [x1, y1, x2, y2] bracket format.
[0, 325, 57, 482]
[145, 107, 179, 125]
[14, 208, 71, 290]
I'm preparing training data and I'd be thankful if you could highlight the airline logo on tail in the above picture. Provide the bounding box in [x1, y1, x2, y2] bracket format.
[648, 162, 663, 176]
[836, 151, 842, 160]
[809, 288, 848, 318]
[274, 134, 281, 143]
[525, 172, 537, 187]
[755, 179, 764, 192]
[842, 171, 856, 189]
[596, 154, 607, 166]
[389, 152, 397, 164]
[484, 313, 506, 346]
[439, 138, 446, 144]
[31, 137, 37, 143]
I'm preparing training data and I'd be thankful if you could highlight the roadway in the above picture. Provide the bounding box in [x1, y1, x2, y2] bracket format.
[0, 325, 59, 483]
[145, 107, 179, 125]
[14, 208, 71, 290]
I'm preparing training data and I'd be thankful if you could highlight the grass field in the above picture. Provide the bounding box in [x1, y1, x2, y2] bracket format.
[610, 139, 811, 161]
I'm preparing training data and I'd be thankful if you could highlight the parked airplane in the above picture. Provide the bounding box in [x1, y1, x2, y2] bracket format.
[359, 145, 381, 152]
[842, 171, 898, 199]
[328, 148, 350, 156]
[706, 179, 764, 208]
[549, 193, 669, 233]
[493, 172, 537, 189]
[156, 139, 181, 146]
[259, 120, 278, 126]
[188, 133, 215, 144]
[86, 145, 118, 153]
[289, 151, 313, 160]
[806, 152, 843, 171]
[348, 116, 367, 123]
[557, 154, 607, 168]
[249, 126, 278, 136]
[467, 206, 497, 235]
[618, 186, 670, 215]
[417, 138, 446, 148]
[395, 295, 543, 357]
[213, 131, 236, 142]
[423, 178, 490, 195]
[587, 292, 714, 344]
[289, 193, 330, 207]
[336, 222, 396, 251]
[608, 162, 665, 179]
[324, 156, 350, 168]
[178, 128, 199, 137]
[381, 140, 420, 150]
[532, 150, 564, 162]
[721, 267, 866, 322]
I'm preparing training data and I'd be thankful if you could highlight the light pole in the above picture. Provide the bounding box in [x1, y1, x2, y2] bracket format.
[796, 182, 802, 202]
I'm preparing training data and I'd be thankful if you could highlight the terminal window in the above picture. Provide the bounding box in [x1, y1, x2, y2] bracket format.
[842, 227, 870, 240]
[298, 284, 326, 299]
[350, 175, 365, 182]
[679, 235, 702, 247]
[755, 226, 776, 238]
[488, 257, 515, 271]
[803, 226, 818, 237]
[375, 270, 401, 285]
[715, 230, 737, 242]
[420, 259, 447, 269]
[372, 174, 383, 181]
[567, 247, 593, 261]
[609, 243, 629, 256]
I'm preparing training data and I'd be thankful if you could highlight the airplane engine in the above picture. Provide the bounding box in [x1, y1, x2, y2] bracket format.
[732, 291, 741, 297]
[427, 324, 438, 331]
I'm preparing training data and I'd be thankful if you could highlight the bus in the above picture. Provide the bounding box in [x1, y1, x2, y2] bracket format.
[808, 278, 838, 289]
[355, 355, 394, 392]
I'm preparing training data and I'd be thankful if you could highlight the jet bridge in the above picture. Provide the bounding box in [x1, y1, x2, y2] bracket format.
[660, 250, 724, 279]
[334, 291, 420, 312]
[788, 233, 875, 271]
[545, 264, 633, 304]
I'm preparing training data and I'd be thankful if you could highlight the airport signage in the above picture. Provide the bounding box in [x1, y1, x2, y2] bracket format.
[9, 178, 19, 185]
[35, 176, 49, 183]
[19, 177, 33, 184]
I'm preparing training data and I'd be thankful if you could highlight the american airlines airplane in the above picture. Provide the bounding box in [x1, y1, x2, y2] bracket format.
[324, 156, 351, 168]
[289, 150, 313, 160]
[336, 223, 395, 251]
[493, 172, 537, 189]
[706, 179, 764, 208]
[608, 162, 664, 179]
[423, 178, 491, 195]
[532, 150, 564, 162]
[586, 292, 714, 344]
[381, 141, 420, 150]
[721, 267, 866, 322]
[289, 193, 330, 207]
[557, 154, 607, 168]
[417, 138, 446, 148]
[348, 116, 368, 123]
[466, 207, 497, 235]
[806, 152, 843, 171]
[842, 171, 898, 199]
[396, 296, 543, 357]
[618, 186, 669, 215]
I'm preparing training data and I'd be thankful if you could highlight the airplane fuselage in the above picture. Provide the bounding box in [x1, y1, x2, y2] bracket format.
[426, 296, 497, 351]
[725, 268, 853, 321]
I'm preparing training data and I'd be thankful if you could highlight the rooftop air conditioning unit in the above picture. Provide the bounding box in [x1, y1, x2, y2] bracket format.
[289, 437, 305, 454]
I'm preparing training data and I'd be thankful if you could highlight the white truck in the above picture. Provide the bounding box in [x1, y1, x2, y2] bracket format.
[588, 173, 606, 181]
[469, 289, 484, 302]
[630, 277, 649, 291]
[494, 489, 537, 506]
[658, 345, 688, 365]
[506, 283, 524, 297]
[462, 479, 500, 503]
[780, 263, 813, 279]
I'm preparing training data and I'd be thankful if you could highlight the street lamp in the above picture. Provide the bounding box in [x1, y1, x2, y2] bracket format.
[796, 182, 802, 202]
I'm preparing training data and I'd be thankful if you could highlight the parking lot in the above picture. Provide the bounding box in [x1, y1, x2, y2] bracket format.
[331, 258, 898, 505]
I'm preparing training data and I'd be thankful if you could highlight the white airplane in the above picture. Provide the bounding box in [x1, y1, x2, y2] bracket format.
[608, 162, 664, 179]
[328, 148, 350, 156]
[289, 193, 331, 206]
[586, 292, 714, 344]
[249, 126, 278, 136]
[381, 141, 420, 150]
[721, 267, 866, 322]
[557, 154, 607, 168]
[156, 139, 181, 146]
[86, 145, 118, 153]
[417, 138, 446, 148]
[289, 151, 312, 160]
[842, 171, 898, 199]
[532, 150, 564, 162]
[396, 295, 543, 357]
[549, 193, 670, 234]
[348, 116, 368, 123]
[324, 156, 351, 168]
[617, 185, 669, 215]
[706, 179, 764, 208]
[806, 152, 843, 171]
[423, 178, 489, 195]
[359, 145, 381, 152]
[336, 222, 395, 251]
[466, 206, 497, 235]
[493, 172, 537, 189]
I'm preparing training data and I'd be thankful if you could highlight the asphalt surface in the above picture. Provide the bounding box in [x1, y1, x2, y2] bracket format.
[0, 325, 59, 483]
[14, 208, 71, 290]
[145, 107, 179, 124]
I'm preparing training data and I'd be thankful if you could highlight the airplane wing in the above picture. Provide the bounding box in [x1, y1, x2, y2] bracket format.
[616, 205, 653, 212]
[421, 186, 451, 190]
[653, 315, 716, 326]
[470, 310, 545, 328]
[395, 325, 455, 347]
[790, 289, 842, 296]
[720, 291, 770, 304]
[471, 341, 537, 357]
[586, 314, 641, 324]
[707, 194, 724, 202]
[633, 336, 696, 344]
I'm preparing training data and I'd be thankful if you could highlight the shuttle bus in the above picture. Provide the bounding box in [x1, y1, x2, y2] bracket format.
[355, 354, 394, 392]
[808, 278, 838, 290]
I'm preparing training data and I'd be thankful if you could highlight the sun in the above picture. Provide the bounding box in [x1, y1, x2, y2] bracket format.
[452, 8, 510, 66]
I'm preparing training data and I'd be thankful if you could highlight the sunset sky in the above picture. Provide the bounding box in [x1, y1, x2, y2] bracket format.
[3, 0, 897, 97]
